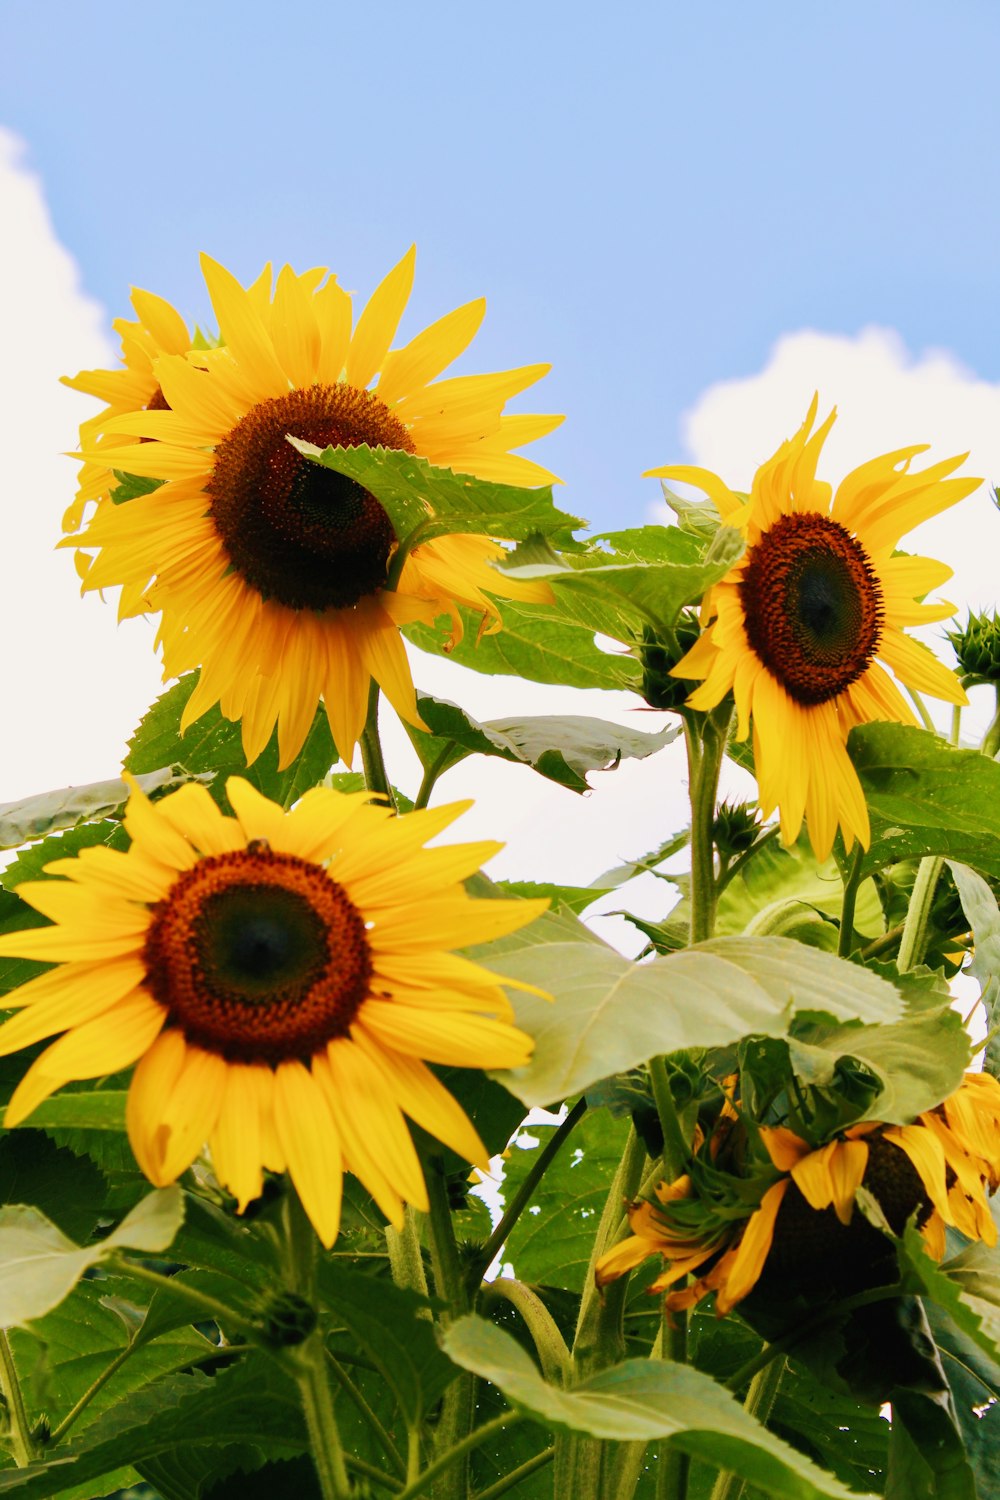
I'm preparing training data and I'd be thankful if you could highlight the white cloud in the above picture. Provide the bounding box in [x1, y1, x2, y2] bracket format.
[0, 130, 165, 803]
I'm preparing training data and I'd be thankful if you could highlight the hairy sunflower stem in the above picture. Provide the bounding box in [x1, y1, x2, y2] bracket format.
[837, 845, 866, 957]
[0, 1329, 34, 1467]
[414, 741, 456, 810]
[649, 1055, 691, 1180]
[687, 709, 729, 944]
[360, 680, 398, 810]
[283, 1190, 353, 1500]
[896, 855, 943, 973]
[709, 1358, 786, 1500]
[325, 1349, 407, 1478]
[657, 1312, 691, 1500]
[424, 1155, 474, 1500]
[385, 1205, 431, 1304]
[904, 684, 937, 734]
[482, 1279, 570, 1384]
[472, 1098, 587, 1284]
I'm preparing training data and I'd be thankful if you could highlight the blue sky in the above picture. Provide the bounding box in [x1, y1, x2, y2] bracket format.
[7, 1, 1000, 528]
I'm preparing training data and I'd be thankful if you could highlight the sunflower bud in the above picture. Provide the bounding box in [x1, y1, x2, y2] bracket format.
[946, 610, 1000, 682]
[712, 801, 761, 858]
[639, 611, 702, 710]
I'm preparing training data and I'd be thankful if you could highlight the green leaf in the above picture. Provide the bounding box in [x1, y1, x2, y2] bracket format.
[787, 1004, 972, 1123]
[715, 832, 884, 942]
[473, 911, 902, 1108]
[497, 879, 613, 915]
[407, 693, 678, 793]
[2, 824, 128, 892]
[0, 1356, 306, 1498]
[590, 828, 689, 892]
[0, 1132, 107, 1242]
[11, 1093, 128, 1132]
[111, 471, 164, 504]
[441, 1315, 876, 1500]
[899, 1221, 1000, 1366]
[124, 673, 338, 801]
[0, 772, 187, 852]
[406, 601, 640, 691]
[317, 1263, 457, 1426]
[290, 440, 585, 547]
[948, 862, 1000, 1077]
[500, 1107, 631, 1291]
[850, 723, 1000, 877]
[0, 1187, 183, 1326]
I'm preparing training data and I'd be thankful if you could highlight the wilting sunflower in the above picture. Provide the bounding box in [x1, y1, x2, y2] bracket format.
[596, 1073, 1000, 1316]
[647, 400, 979, 860]
[0, 777, 545, 1246]
[64, 250, 562, 767]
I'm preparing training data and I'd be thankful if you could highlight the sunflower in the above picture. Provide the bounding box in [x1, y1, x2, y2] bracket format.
[64, 250, 563, 767]
[0, 776, 546, 1247]
[647, 400, 979, 860]
[595, 1073, 1000, 1316]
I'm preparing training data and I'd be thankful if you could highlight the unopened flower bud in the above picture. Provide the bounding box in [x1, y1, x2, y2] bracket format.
[946, 611, 1000, 683]
[639, 611, 703, 710]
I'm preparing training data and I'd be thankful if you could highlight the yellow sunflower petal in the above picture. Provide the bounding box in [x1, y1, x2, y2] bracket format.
[716, 1180, 788, 1314]
[377, 297, 486, 406]
[345, 246, 416, 391]
[0, 956, 146, 1055]
[273, 1060, 343, 1248]
[209, 1063, 267, 1211]
[349, 1029, 488, 1167]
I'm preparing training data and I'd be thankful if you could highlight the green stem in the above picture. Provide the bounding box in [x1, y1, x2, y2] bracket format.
[709, 1358, 786, 1500]
[106, 1257, 259, 1338]
[688, 710, 729, 944]
[905, 684, 937, 734]
[859, 921, 905, 961]
[472, 1446, 555, 1500]
[715, 825, 781, 895]
[981, 689, 1000, 759]
[472, 1098, 587, 1283]
[283, 1190, 352, 1500]
[838, 845, 865, 958]
[326, 1349, 407, 1478]
[572, 1125, 648, 1359]
[649, 1055, 691, 1180]
[657, 1314, 690, 1500]
[386, 1205, 430, 1304]
[482, 1280, 570, 1384]
[396, 1413, 523, 1500]
[414, 742, 456, 811]
[0, 1329, 34, 1466]
[424, 1155, 473, 1500]
[896, 855, 943, 972]
[359, 680, 397, 810]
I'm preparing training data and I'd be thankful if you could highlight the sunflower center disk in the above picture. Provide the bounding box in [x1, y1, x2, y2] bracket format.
[208, 384, 415, 612]
[739, 513, 884, 705]
[142, 847, 372, 1064]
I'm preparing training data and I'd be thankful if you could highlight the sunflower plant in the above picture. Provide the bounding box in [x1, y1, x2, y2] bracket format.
[1, 259, 1000, 1500]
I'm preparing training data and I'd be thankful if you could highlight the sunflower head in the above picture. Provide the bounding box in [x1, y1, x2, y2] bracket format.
[646, 399, 979, 859]
[64, 251, 564, 769]
[0, 775, 546, 1247]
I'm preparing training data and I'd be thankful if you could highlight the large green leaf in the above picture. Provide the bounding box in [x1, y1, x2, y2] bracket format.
[850, 723, 1000, 877]
[407, 693, 678, 793]
[406, 601, 641, 690]
[0, 1187, 183, 1326]
[1, 822, 129, 893]
[500, 1107, 631, 1291]
[475, 911, 901, 1108]
[787, 1004, 972, 1123]
[290, 440, 585, 547]
[899, 1222, 1000, 1366]
[715, 833, 884, 943]
[0, 1132, 108, 1242]
[124, 673, 338, 804]
[0, 770, 189, 851]
[0, 1357, 306, 1497]
[10, 1093, 129, 1133]
[442, 1316, 876, 1500]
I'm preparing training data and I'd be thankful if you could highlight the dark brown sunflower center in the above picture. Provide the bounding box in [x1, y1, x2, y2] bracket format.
[142, 846, 372, 1064]
[208, 384, 415, 612]
[739, 513, 884, 705]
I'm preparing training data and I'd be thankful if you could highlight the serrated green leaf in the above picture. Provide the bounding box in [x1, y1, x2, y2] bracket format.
[2, 824, 129, 892]
[500, 1108, 630, 1290]
[0, 1188, 183, 1327]
[407, 693, 677, 793]
[442, 1316, 876, 1500]
[0, 1356, 306, 1497]
[850, 723, 1000, 877]
[0, 773, 185, 852]
[497, 879, 613, 915]
[406, 602, 640, 691]
[290, 440, 585, 547]
[900, 1221, 1000, 1366]
[0, 1132, 107, 1242]
[124, 673, 337, 802]
[474, 912, 901, 1107]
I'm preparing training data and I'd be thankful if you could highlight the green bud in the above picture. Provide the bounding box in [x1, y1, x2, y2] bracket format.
[946, 610, 1000, 683]
[639, 610, 702, 710]
[712, 800, 761, 857]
